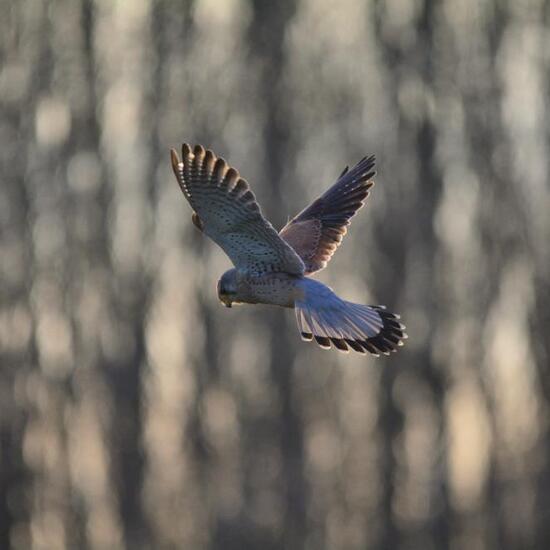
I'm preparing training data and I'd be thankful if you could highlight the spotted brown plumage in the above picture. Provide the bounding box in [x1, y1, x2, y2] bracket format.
[170, 144, 305, 276]
[170, 143, 407, 356]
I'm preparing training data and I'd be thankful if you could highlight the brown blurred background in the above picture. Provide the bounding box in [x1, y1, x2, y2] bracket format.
[1, 1, 550, 549]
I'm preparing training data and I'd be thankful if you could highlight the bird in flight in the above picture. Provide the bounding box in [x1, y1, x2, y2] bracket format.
[170, 144, 406, 355]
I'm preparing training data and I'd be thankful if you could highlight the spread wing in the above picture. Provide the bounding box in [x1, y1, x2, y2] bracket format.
[171, 144, 305, 275]
[279, 155, 375, 275]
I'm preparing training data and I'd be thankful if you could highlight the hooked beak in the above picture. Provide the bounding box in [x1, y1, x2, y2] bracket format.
[217, 278, 236, 308]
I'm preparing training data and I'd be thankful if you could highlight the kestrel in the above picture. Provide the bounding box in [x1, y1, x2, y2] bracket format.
[170, 144, 407, 355]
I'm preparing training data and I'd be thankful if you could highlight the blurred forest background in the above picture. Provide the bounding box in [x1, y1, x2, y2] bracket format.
[1, 0, 550, 549]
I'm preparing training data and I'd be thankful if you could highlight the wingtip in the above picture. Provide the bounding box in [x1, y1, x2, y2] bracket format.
[339, 165, 349, 178]
[170, 149, 181, 176]
[193, 144, 206, 158]
[361, 154, 376, 180]
[181, 143, 193, 159]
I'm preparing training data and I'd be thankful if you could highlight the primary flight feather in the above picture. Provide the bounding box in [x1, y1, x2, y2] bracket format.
[170, 144, 407, 356]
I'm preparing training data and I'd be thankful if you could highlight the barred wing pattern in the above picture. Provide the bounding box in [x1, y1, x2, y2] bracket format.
[279, 155, 376, 274]
[171, 144, 305, 275]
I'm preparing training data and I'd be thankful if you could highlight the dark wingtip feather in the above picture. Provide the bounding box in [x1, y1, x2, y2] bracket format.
[361, 341, 380, 356]
[181, 143, 192, 158]
[345, 339, 367, 354]
[204, 150, 216, 173]
[193, 144, 205, 157]
[223, 167, 239, 188]
[362, 306, 407, 355]
[213, 157, 227, 181]
[314, 335, 331, 349]
[339, 165, 349, 178]
[330, 338, 349, 352]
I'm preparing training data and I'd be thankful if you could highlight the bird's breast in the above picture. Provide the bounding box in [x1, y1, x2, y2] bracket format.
[239, 273, 302, 308]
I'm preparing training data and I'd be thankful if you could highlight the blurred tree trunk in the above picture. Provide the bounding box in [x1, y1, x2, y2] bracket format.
[0, 3, 37, 540]
[2, 0, 550, 548]
[373, 0, 449, 547]
[0, 3, 64, 547]
[247, 1, 308, 549]
[531, 3, 550, 546]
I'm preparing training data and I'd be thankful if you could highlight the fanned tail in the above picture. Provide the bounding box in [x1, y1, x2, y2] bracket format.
[295, 279, 407, 356]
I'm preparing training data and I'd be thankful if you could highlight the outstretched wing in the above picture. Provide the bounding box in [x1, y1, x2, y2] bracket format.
[171, 144, 305, 275]
[279, 155, 375, 275]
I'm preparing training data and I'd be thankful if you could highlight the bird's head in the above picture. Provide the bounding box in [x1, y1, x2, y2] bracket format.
[217, 268, 238, 308]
